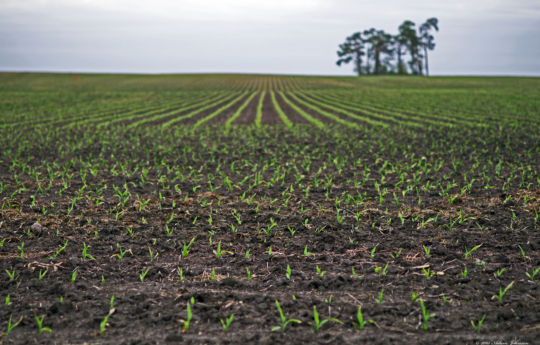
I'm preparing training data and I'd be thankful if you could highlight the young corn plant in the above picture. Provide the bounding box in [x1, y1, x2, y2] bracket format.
[181, 238, 196, 259]
[309, 305, 342, 332]
[352, 307, 373, 331]
[5, 314, 23, 337]
[182, 301, 193, 333]
[34, 313, 52, 333]
[220, 314, 234, 331]
[271, 300, 301, 332]
[493, 281, 514, 302]
[418, 299, 435, 331]
[470, 313, 486, 334]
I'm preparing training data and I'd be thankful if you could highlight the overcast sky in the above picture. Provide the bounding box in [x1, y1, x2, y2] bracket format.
[1, 0, 539, 75]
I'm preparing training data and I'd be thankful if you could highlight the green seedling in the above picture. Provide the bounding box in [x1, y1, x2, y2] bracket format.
[370, 244, 378, 260]
[139, 268, 150, 282]
[271, 300, 301, 332]
[377, 288, 384, 304]
[422, 267, 435, 279]
[460, 266, 468, 278]
[304, 245, 314, 257]
[470, 313, 486, 334]
[353, 307, 373, 331]
[49, 240, 68, 259]
[411, 292, 419, 303]
[182, 237, 195, 259]
[316, 265, 326, 278]
[71, 269, 77, 283]
[220, 314, 234, 331]
[34, 314, 52, 333]
[17, 242, 24, 259]
[5, 294, 11, 305]
[182, 302, 193, 332]
[177, 267, 184, 283]
[5, 314, 23, 336]
[464, 244, 482, 259]
[309, 305, 342, 332]
[493, 281, 514, 302]
[5, 269, 18, 281]
[375, 262, 389, 276]
[286, 264, 292, 280]
[82, 242, 95, 260]
[148, 247, 158, 261]
[422, 245, 431, 258]
[112, 243, 131, 261]
[246, 267, 252, 280]
[418, 299, 435, 331]
[526, 267, 540, 281]
[38, 269, 48, 280]
[495, 268, 505, 278]
[518, 245, 529, 260]
[213, 241, 231, 259]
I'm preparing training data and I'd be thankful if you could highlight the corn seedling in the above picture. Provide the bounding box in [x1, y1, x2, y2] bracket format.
[182, 237, 196, 259]
[286, 264, 292, 279]
[418, 299, 435, 331]
[309, 305, 342, 332]
[470, 313, 486, 334]
[464, 244, 482, 259]
[82, 242, 95, 260]
[493, 281, 514, 302]
[220, 314, 234, 331]
[353, 307, 373, 331]
[139, 268, 150, 282]
[182, 302, 193, 332]
[526, 267, 540, 281]
[271, 300, 301, 332]
[34, 314, 52, 333]
[375, 262, 389, 276]
[5, 314, 23, 337]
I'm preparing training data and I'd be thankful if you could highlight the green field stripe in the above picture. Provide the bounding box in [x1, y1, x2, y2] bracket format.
[70, 98, 198, 129]
[255, 91, 266, 128]
[295, 91, 389, 128]
[123, 93, 228, 129]
[269, 91, 292, 128]
[306, 91, 425, 128]
[288, 92, 373, 129]
[358, 100, 485, 128]
[192, 91, 250, 130]
[225, 91, 259, 129]
[2, 97, 163, 129]
[322, 91, 463, 128]
[278, 92, 324, 128]
[97, 93, 220, 128]
[161, 92, 241, 129]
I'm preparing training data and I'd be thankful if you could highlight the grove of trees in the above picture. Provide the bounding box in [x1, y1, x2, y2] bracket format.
[336, 18, 439, 76]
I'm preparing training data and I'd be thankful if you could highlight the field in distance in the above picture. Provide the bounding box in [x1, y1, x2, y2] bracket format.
[0, 73, 539, 345]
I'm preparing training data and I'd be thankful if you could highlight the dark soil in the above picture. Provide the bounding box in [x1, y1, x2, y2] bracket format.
[0, 113, 539, 345]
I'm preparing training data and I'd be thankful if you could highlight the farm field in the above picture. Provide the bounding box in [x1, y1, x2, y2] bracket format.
[0, 73, 539, 344]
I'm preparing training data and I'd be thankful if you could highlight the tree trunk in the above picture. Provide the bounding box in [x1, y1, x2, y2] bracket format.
[355, 53, 362, 76]
[397, 46, 402, 74]
[374, 50, 380, 75]
[424, 46, 429, 76]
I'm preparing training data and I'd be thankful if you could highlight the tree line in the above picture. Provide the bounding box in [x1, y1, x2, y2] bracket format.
[336, 18, 439, 76]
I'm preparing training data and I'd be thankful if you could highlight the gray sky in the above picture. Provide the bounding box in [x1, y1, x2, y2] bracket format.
[1, 0, 539, 75]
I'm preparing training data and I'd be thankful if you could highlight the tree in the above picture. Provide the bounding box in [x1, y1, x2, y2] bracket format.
[419, 18, 439, 76]
[336, 32, 364, 76]
[370, 30, 394, 74]
[398, 20, 422, 75]
[362, 28, 393, 75]
[394, 31, 408, 74]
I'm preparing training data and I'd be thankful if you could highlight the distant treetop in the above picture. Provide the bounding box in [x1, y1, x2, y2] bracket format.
[337, 18, 439, 76]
